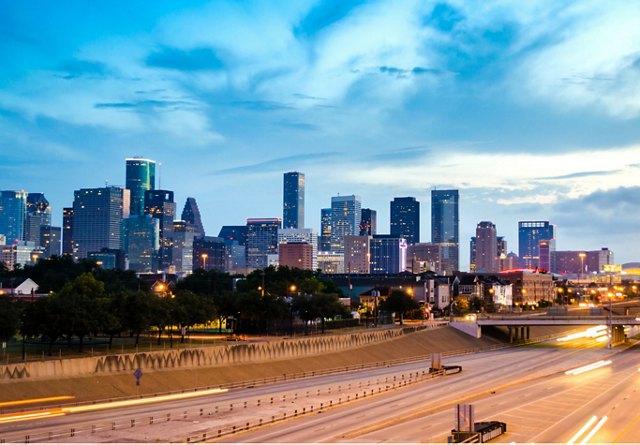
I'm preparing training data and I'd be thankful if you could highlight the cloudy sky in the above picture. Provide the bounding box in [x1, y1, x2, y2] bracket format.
[2, 0, 640, 266]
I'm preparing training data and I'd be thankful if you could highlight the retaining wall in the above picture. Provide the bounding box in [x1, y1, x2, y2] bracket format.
[0, 329, 405, 381]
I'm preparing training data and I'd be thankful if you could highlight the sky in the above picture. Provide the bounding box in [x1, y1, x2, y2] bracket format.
[1, 0, 640, 267]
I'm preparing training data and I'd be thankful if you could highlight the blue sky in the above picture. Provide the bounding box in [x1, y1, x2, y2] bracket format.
[1, 0, 640, 266]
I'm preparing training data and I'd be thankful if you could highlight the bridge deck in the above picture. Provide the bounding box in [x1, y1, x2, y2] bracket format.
[476, 316, 640, 326]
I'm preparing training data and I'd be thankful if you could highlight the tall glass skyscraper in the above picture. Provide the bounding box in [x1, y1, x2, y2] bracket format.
[72, 186, 126, 259]
[283, 172, 305, 229]
[359, 208, 377, 236]
[25, 193, 51, 244]
[330, 195, 361, 252]
[0, 190, 27, 242]
[125, 157, 156, 216]
[518, 221, 555, 269]
[320, 208, 332, 251]
[181, 197, 205, 238]
[431, 189, 459, 273]
[390, 197, 420, 245]
[123, 214, 159, 272]
[144, 190, 176, 270]
[246, 218, 282, 269]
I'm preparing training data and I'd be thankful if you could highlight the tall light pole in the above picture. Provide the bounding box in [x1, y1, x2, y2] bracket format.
[201, 253, 208, 270]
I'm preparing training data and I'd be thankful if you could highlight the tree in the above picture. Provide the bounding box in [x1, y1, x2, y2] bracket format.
[173, 290, 216, 342]
[149, 295, 174, 346]
[123, 290, 154, 346]
[292, 293, 349, 333]
[381, 290, 419, 325]
[21, 296, 65, 356]
[0, 296, 20, 342]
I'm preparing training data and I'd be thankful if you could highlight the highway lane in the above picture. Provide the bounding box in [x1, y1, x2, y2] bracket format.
[0, 334, 626, 442]
[220, 336, 635, 443]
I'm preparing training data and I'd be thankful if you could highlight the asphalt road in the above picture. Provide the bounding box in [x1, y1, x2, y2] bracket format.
[1, 331, 637, 443]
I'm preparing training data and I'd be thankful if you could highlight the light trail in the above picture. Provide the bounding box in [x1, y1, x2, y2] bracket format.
[565, 360, 612, 376]
[557, 326, 607, 343]
[0, 396, 74, 408]
[566, 416, 597, 445]
[0, 388, 228, 424]
[580, 416, 608, 444]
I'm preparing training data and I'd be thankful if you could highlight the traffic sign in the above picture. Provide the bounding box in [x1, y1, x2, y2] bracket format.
[133, 367, 143, 385]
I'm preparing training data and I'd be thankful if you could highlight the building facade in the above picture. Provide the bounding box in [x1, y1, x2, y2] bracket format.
[123, 214, 159, 272]
[369, 235, 407, 274]
[407, 243, 441, 273]
[181, 197, 205, 239]
[390, 197, 419, 245]
[343, 235, 371, 274]
[359, 208, 377, 236]
[278, 242, 314, 270]
[283, 171, 305, 229]
[320, 208, 332, 251]
[144, 190, 176, 270]
[475, 221, 497, 272]
[518, 221, 555, 269]
[0, 190, 27, 243]
[40, 225, 61, 257]
[431, 189, 459, 273]
[277, 228, 318, 270]
[71, 186, 126, 259]
[330, 195, 361, 252]
[171, 220, 196, 275]
[246, 218, 282, 269]
[193, 236, 226, 271]
[25, 193, 51, 244]
[125, 157, 156, 216]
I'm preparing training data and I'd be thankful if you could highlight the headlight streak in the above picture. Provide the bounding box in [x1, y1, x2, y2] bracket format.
[579, 416, 608, 444]
[567, 415, 598, 445]
[565, 360, 612, 376]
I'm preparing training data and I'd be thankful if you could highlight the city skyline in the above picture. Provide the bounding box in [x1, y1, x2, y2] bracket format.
[1, 1, 639, 264]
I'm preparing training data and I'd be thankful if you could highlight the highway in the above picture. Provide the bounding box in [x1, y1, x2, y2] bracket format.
[0, 330, 638, 442]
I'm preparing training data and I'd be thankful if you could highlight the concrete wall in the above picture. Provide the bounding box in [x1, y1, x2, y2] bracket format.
[1, 329, 404, 381]
[450, 321, 481, 338]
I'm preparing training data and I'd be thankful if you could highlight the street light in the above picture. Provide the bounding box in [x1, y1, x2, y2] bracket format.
[201, 253, 208, 270]
[579, 252, 586, 281]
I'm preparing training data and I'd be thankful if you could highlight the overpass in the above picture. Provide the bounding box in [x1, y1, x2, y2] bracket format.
[452, 314, 640, 346]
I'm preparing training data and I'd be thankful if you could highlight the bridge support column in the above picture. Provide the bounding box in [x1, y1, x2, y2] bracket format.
[525, 326, 530, 340]
[611, 325, 625, 347]
[509, 327, 513, 343]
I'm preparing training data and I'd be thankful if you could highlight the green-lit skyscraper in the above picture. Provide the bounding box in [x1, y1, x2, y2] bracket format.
[126, 157, 156, 216]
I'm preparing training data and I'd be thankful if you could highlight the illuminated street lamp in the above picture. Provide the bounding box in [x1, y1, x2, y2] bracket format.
[579, 252, 586, 281]
[201, 253, 208, 270]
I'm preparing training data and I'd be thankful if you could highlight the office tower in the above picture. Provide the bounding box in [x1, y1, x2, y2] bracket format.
[330, 195, 361, 252]
[469, 237, 477, 273]
[218, 225, 248, 245]
[193, 236, 226, 271]
[283, 171, 305, 229]
[126, 157, 156, 216]
[359, 208, 377, 236]
[538, 239, 556, 272]
[171, 220, 195, 274]
[40, 225, 61, 257]
[317, 251, 344, 274]
[320, 208, 332, 251]
[71, 186, 126, 259]
[553, 248, 614, 276]
[62, 207, 75, 256]
[390, 197, 420, 244]
[475, 221, 497, 272]
[122, 214, 159, 272]
[0, 241, 37, 270]
[496, 236, 507, 271]
[0, 190, 27, 242]
[518, 221, 555, 269]
[278, 228, 318, 270]
[25, 193, 51, 244]
[246, 218, 282, 269]
[407, 243, 441, 273]
[181, 197, 205, 238]
[369, 235, 407, 274]
[279, 243, 314, 270]
[343, 235, 371, 274]
[144, 190, 176, 269]
[431, 189, 459, 273]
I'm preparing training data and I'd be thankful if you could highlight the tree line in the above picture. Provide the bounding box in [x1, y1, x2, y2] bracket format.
[0, 259, 351, 353]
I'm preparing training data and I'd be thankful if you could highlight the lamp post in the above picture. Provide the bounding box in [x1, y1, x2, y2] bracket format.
[201, 253, 208, 270]
[578, 252, 586, 282]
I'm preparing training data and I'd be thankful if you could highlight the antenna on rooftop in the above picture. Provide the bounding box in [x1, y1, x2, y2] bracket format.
[158, 162, 162, 189]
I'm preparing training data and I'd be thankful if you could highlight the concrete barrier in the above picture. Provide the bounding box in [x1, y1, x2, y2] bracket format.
[0, 328, 404, 381]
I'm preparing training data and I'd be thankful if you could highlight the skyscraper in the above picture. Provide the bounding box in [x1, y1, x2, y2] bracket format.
[518, 221, 555, 269]
[144, 190, 176, 269]
[125, 157, 156, 216]
[277, 228, 318, 270]
[431, 189, 459, 273]
[330, 195, 361, 252]
[320, 208, 332, 251]
[283, 171, 305, 229]
[25, 193, 51, 244]
[246, 218, 282, 269]
[171, 220, 195, 275]
[359, 208, 377, 236]
[193, 236, 226, 271]
[40, 225, 61, 258]
[344, 235, 371, 274]
[0, 190, 27, 242]
[475, 221, 497, 272]
[122, 214, 159, 272]
[72, 186, 127, 259]
[62, 207, 75, 256]
[369, 235, 407, 274]
[390, 197, 420, 244]
[181, 197, 205, 238]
